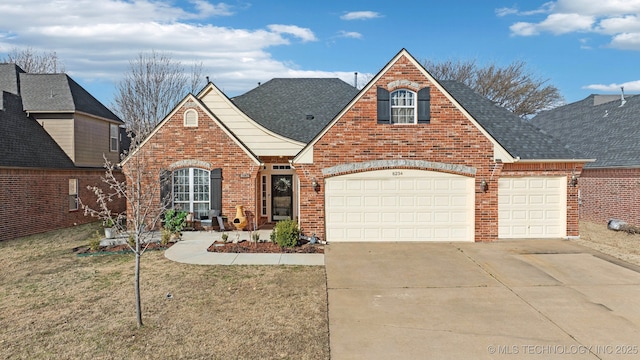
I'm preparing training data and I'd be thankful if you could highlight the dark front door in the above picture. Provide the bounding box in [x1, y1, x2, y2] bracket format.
[271, 175, 293, 221]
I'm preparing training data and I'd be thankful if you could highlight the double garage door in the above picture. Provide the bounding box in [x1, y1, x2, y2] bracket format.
[325, 169, 475, 242]
[324, 170, 567, 242]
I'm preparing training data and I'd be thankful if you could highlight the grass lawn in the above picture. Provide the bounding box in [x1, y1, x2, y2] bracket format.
[0, 223, 329, 359]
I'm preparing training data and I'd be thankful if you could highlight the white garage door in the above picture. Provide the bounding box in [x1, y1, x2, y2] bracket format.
[498, 177, 566, 238]
[325, 169, 474, 242]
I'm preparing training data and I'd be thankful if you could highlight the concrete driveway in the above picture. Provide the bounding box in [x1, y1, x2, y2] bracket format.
[325, 240, 640, 359]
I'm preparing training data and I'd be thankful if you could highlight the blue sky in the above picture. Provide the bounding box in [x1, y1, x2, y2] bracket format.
[2, 0, 640, 109]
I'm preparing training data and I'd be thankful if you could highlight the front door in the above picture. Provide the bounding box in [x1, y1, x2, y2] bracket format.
[271, 174, 293, 221]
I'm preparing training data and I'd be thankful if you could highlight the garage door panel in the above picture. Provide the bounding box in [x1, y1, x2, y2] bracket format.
[498, 177, 566, 239]
[325, 169, 474, 242]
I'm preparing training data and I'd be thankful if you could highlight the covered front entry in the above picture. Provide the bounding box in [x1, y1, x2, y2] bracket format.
[324, 169, 475, 242]
[498, 177, 566, 238]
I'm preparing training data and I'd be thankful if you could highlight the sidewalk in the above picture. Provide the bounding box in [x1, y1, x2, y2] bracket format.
[164, 230, 324, 266]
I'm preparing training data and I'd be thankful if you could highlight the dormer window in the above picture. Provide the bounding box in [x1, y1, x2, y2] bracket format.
[184, 109, 198, 127]
[391, 90, 416, 124]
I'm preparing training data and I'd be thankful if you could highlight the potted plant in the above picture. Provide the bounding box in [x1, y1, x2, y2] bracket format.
[103, 218, 116, 239]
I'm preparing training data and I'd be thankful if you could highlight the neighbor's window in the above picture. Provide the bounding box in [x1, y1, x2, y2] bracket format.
[110, 124, 119, 152]
[69, 179, 78, 211]
[184, 109, 198, 127]
[391, 89, 416, 124]
[173, 168, 210, 219]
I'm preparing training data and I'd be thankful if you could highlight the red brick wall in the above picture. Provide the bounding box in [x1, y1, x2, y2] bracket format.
[579, 168, 640, 226]
[124, 103, 260, 228]
[294, 55, 582, 242]
[0, 168, 125, 242]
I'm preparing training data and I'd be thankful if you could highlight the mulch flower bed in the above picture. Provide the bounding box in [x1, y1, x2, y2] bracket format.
[207, 240, 324, 254]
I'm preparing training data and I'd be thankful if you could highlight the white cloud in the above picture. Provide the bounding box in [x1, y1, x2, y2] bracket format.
[190, 0, 234, 17]
[266, 24, 317, 42]
[500, 0, 640, 50]
[337, 31, 363, 39]
[0, 0, 347, 102]
[583, 80, 640, 91]
[340, 11, 381, 20]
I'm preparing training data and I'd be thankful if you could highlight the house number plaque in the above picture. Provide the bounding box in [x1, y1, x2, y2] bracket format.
[392, 171, 403, 176]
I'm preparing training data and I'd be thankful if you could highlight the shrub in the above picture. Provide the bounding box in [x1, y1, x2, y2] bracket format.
[273, 220, 299, 248]
[221, 233, 229, 243]
[164, 210, 187, 233]
[89, 230, 102, 251]
[160, 229, 172, 246]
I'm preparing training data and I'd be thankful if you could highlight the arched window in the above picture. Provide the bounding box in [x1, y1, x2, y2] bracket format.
[184, 109, 198, 127]
[173, 168, 210, 218]
[390, 89, 416, 124]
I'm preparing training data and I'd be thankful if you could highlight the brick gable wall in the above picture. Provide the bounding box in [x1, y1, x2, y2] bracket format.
[0, 168, 125, 242]
[294, 55, 581, 242]
[579, 168, 640, 226]
[124, 104, 259, 228]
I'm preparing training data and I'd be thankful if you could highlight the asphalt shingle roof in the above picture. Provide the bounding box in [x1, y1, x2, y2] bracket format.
[231, 78, 359, 142]
[0, 63, 24, 95]
[20, 73, 122, 123]
[532, 94, 640, 168]
[440, 80, 585, 161]
[0, 91, 76, 168]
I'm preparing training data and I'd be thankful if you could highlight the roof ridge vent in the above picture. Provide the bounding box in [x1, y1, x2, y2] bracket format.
[620, 86, 626, 107]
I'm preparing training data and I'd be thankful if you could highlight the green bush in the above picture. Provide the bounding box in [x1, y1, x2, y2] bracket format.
[164, 209, 187, 233]
[273, 220, 299, 248]
[89, 230, 102, 251]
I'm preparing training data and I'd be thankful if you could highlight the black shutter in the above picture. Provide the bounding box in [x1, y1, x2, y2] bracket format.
[377, 87, 390, 124]
[417, 87, 431, 124]
[160, 169, 172, 208]
[210, 168, 222, 215]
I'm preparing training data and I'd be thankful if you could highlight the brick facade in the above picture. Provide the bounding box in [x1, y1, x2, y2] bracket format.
[294, 55, 582, 242]
[579, 168, 640, 226]
[124, 102, 260, 228]
[0, 168, 125, 242]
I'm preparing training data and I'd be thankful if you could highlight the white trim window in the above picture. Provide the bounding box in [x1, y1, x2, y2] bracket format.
[173, 168, 210, 219]
[391, 89, 416, 124]
[69, 179, 78, 211]
[110, 124, 119, 152]
[184, 109, 198, 127]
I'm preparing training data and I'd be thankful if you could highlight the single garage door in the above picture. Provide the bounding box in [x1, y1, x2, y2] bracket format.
[498, 177, 566, 238]
[325, 169, 474, 242]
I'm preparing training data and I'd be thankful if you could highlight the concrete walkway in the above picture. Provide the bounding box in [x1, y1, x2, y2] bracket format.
[164, 230, 324, 266]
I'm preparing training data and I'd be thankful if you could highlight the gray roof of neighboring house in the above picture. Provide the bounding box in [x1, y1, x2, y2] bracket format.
[440, 80, 585, 161]
[0, 91, 76, 168]
[20, 73, 122, 123]
[0, 63, 24, 95]
[531, 94, 640, 168]
[231, 78, 359, 142]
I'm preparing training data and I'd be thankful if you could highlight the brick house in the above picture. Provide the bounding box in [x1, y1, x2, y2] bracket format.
[0, 64, 126, 241]
[128, 49, 591, 242]
[532, 93, 640, 226]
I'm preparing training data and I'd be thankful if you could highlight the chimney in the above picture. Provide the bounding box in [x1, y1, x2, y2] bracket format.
[354, 72, 358, 88]
[620, 86, 626, 107]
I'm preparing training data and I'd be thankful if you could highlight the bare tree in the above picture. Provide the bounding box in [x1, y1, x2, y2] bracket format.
[113, 50, 205, 137]
[81, 133, 166, 328]
[423, 58, 563, 117]
[1, 47, 65, 73]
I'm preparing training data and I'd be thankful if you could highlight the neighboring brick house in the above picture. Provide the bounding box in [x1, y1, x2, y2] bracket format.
[129, 49, 591, 242]
[0, 63, 126, 241]
[532, 93, 640, 226]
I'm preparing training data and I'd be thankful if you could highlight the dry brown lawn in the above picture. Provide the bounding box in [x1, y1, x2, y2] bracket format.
[575, 220, 640, 267]
[0, 223, 329, 359]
